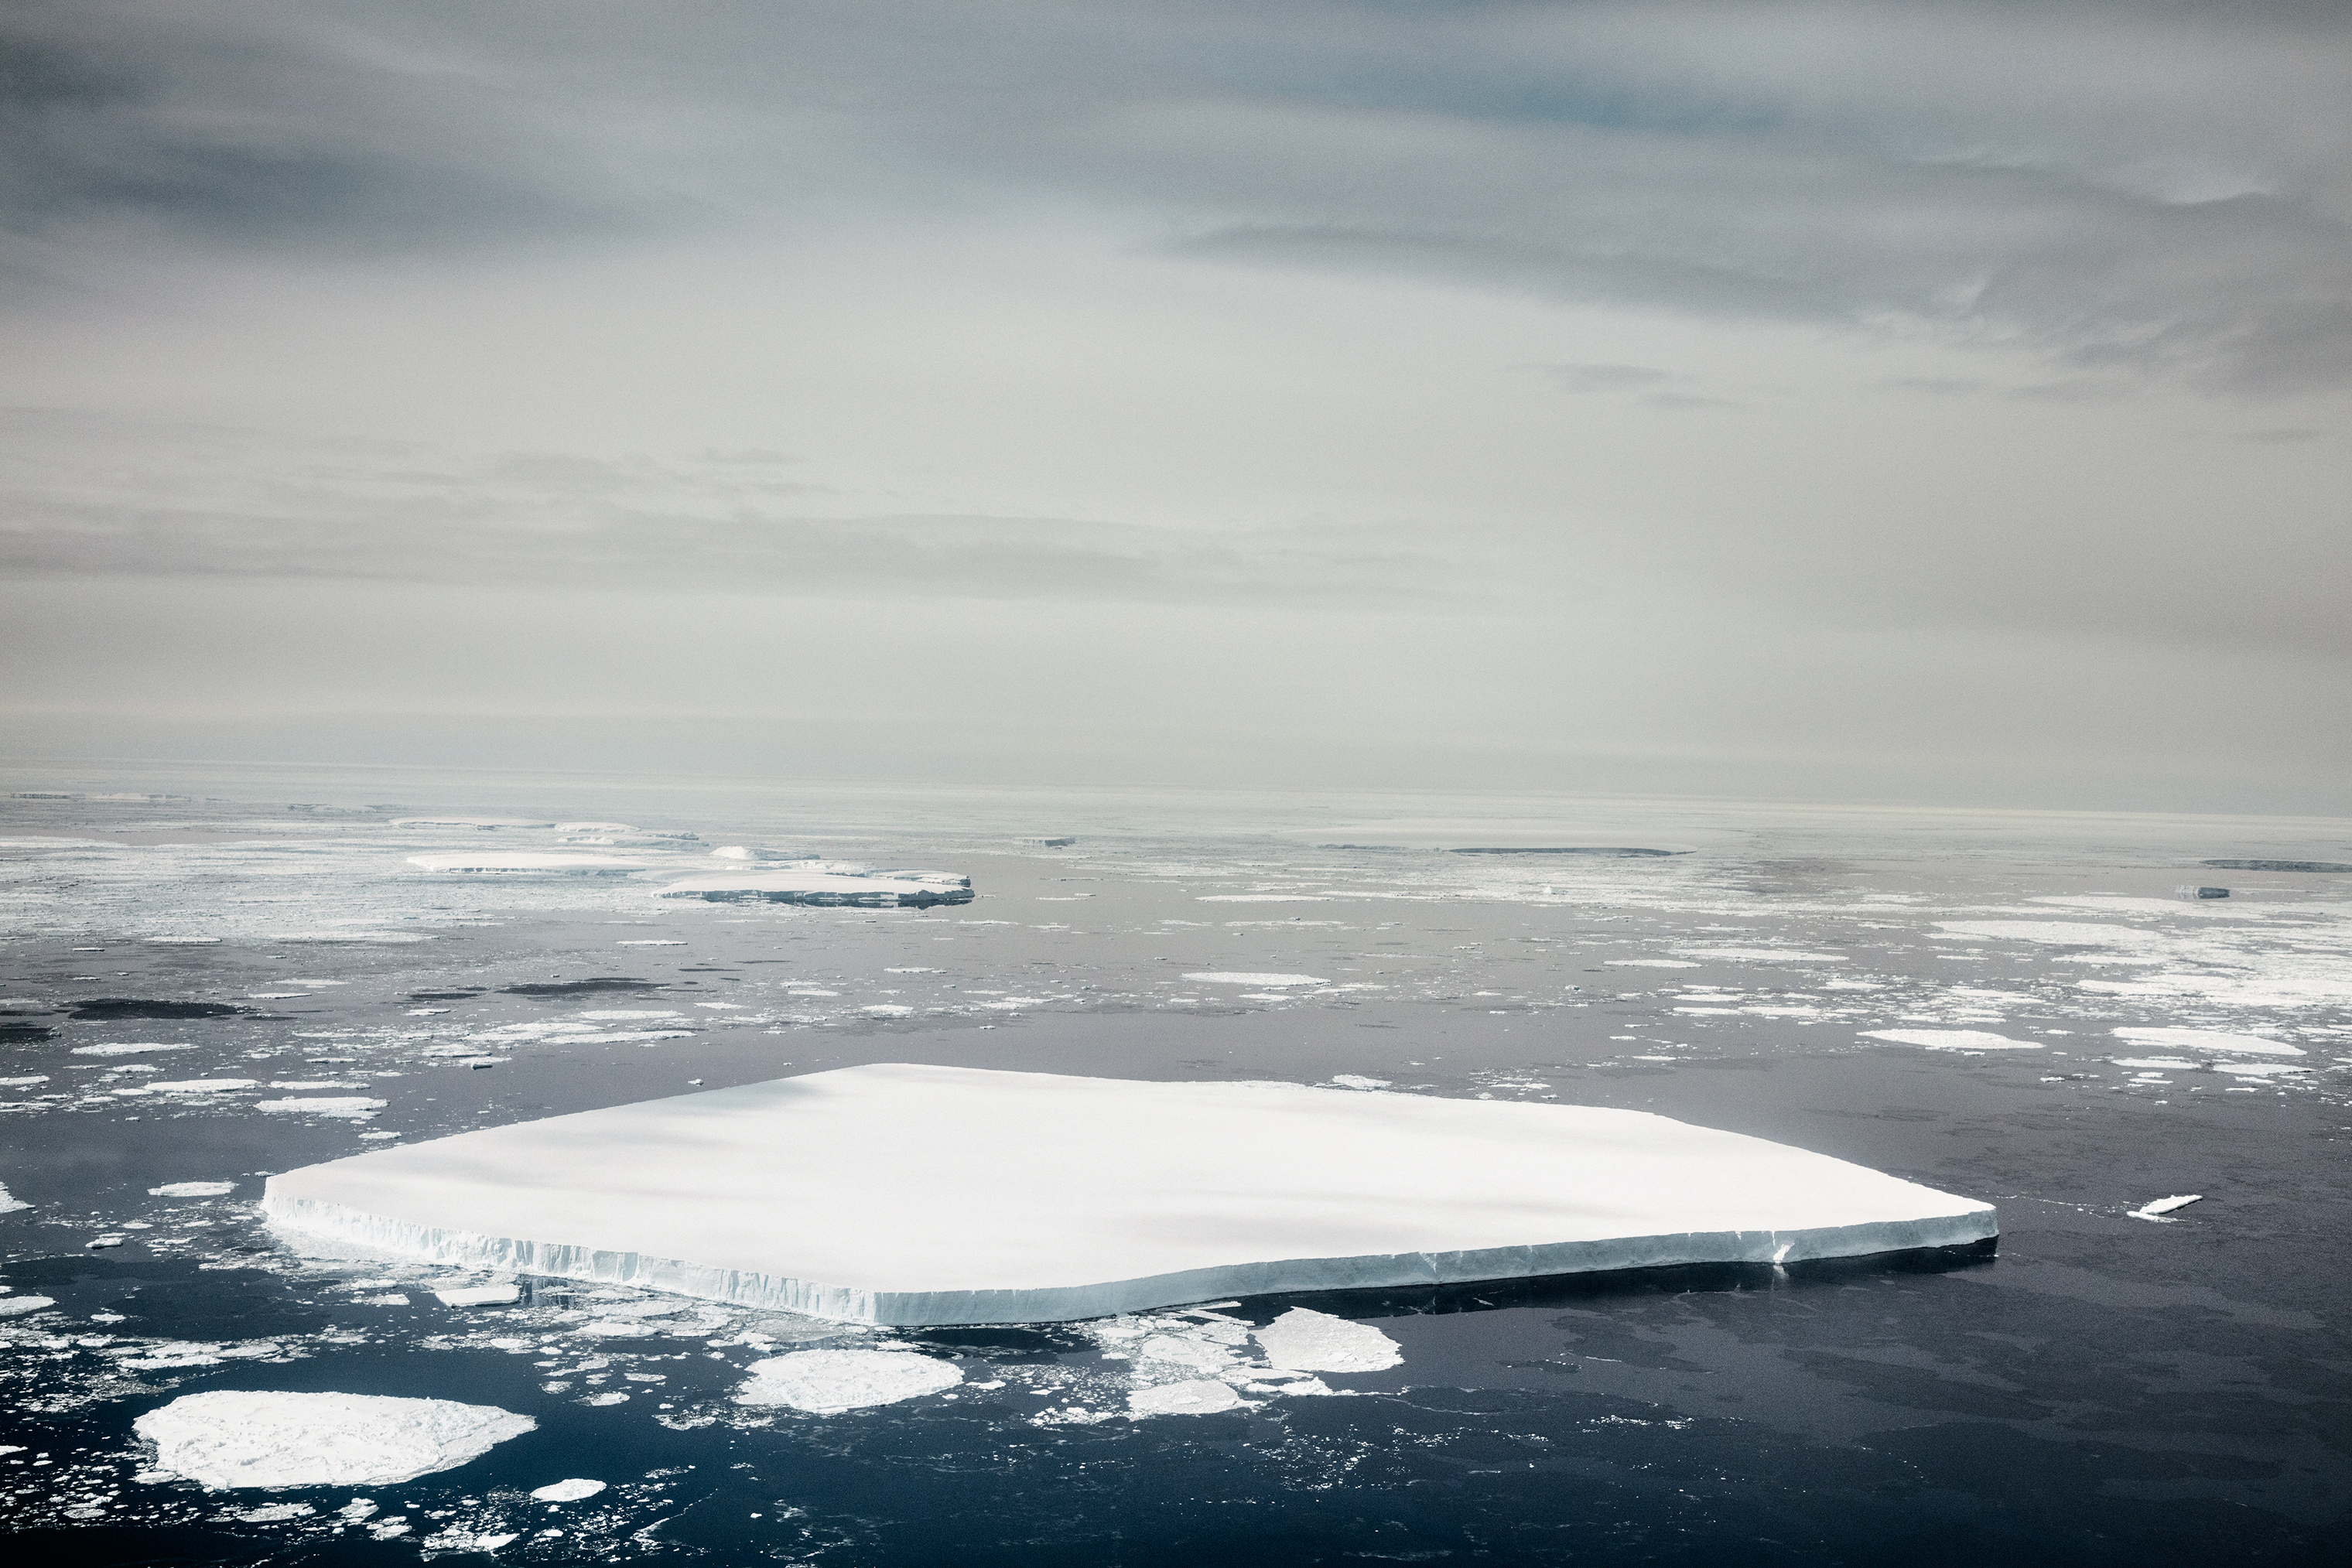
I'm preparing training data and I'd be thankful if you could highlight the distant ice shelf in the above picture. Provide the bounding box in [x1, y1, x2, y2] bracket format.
[262, 1064, 1995, 1327]
[654, 863, 973, 908]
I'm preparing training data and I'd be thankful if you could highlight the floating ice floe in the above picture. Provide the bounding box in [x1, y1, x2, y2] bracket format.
[1862, 1030, 2043, 1051]
[2111, 1027, 2303, 1057]
[391, 818, 555, 830]
[262, 1064, 1996, 1327]
[432, 1282, 520, 1307]
[1181, 972, 1325, 987]
[0, 1180, 31, 1214]
[734, 1348, 962, 1413]
[531, 1477, 607, 1502]
[1129, 1381, 1245, 1416]
[655, 863, 973, 908]
[406, 854, 648, 874]
[709, 845, 818, 861]
[149, 1181, 238, 1197]
[1255, 1307, 1403, 1372]
[258, 1096, 386, 1117]
[0, 1295, 57, 1317]
[2128, 1194, 2204, 1221]
[135, 1391, 534, 1488]
[147, 1080, 259, 1094]
[71, 1043, 193, 1057]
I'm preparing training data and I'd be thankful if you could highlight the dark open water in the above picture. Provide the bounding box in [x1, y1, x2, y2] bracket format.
[3, 767, 2349, 1565]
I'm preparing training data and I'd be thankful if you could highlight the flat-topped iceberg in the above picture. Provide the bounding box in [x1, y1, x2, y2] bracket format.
[407, 853, 649, 874]
[655, 863, 973, 908]
[262, 1064, 1995, 1327]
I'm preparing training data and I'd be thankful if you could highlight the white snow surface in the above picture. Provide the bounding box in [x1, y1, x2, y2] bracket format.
[2111, 1027, 2304, 1057]
[262, 1064, 1995, 1327]
[733, 1349, 963, 1413]
[1254, 1307, 1404, 1372]
[134, 1390, 535, 1489]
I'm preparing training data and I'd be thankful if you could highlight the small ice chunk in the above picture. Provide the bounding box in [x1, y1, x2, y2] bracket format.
[432, 1283, 520, 1307]
[1329, 1075, 1391, 1091]
[574, 1319, 658, 1337]
[149, 1181, 238, 1197]
[134, 1390, 534, 1488]
[1128, 1380, 1244, 1417]
[2129, 1194, 2205, 1221]
[148, 1081, 259, 1095]
[258, 1097, 386, 1116]
[1253, 1307, 1403, 1372]
[231, 1501, 316, 1522]
[71, 1044, 194, 1057]
[0, 1181, 29, 1215]
[530, 1477, 607, 1502]
[733, 1349, 962, 1413]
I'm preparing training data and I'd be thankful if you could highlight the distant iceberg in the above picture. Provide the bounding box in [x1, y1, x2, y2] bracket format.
[655, 863, 973, 908]
[407, 853, 650, 875]
[263, 1064, 1995, 1327]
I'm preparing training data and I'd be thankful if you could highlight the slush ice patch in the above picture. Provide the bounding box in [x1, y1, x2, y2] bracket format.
[134, 1390, 533, 1488]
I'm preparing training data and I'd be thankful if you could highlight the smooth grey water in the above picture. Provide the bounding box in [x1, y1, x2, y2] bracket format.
[3, 776, 2350, 1564]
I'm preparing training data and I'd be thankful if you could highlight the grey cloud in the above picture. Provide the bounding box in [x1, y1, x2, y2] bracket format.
[5, 2, 2350, 388]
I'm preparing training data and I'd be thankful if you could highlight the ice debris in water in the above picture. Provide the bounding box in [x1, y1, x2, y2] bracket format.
[149, 1181, 238, 1197]
[134, 1391, 534, 1489]
[733, 1348, 963, 1413]
[1254, 1308, 1403, 1372]
[2129, 1194, 2205, 1221]
[530, 1477, 607, 1502]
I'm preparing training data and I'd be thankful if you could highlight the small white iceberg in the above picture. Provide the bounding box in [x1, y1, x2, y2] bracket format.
[149, 1181, 238, 1197]
[134, 1390, 533, 1488]
[530, 1477, 607, 1502]
[1128, 1380, 1246, 1417]
[2128, 1194, 2204, 1221]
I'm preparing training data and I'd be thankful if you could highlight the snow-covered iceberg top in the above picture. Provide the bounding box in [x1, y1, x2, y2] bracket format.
[262, 1064, 1995, 1327]
[653, 862, 973, 908]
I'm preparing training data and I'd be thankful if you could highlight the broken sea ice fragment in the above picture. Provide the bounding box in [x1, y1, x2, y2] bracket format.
[133, 1390, 533, 1488]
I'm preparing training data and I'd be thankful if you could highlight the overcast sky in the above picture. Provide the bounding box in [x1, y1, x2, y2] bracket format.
[3, 1, 2347, 811]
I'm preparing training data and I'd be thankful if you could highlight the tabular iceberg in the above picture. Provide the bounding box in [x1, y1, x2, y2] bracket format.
[262, 1064, 1995, 1327]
